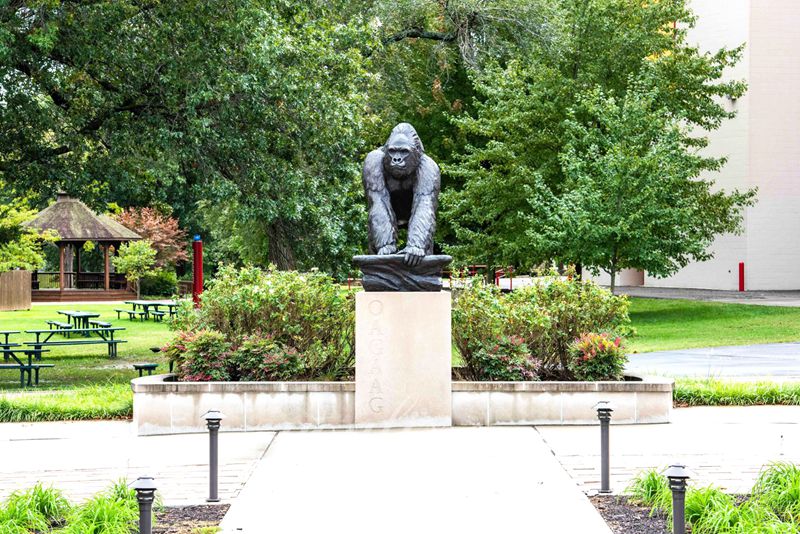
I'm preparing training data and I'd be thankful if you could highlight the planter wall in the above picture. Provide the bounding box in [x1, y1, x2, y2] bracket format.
[132, 374, 672, 435]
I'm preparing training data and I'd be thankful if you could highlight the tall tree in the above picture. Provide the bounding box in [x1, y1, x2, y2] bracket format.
[442, 0, 750, 270]
[556, 87, 755, 293]
[0, 0, 375, 274]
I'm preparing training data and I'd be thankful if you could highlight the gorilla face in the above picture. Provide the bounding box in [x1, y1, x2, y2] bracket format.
[383, 132, 420, 180]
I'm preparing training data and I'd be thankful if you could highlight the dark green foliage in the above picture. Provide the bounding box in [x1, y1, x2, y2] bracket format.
[140, 269, 178, 297]
[472, 335, 541, 381]
[567, 333, 626, 381]
[172, 330, 233, 382]
[506, 272, 632, 374]
[442, 0, 754, 278]
[232, 336, 305, 382]
[452, 272, 630, 379]
[167, 265, 355, 381]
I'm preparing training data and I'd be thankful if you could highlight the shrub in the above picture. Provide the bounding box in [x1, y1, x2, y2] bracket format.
[472, 335, 542, 381]
[232, 335, 305, 381]
[140, 269, 177, 297]
[172, 330, 232, 382]
[452, 270, 630, 380]
[171, 265, 355, 380]
[567, 333, 627, 381]
[507, 271, 631, 373]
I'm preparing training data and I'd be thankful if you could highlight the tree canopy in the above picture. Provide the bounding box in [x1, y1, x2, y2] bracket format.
[1, 0, 756, 280]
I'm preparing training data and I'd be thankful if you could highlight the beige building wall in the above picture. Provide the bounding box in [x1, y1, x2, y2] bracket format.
[596, 0, 800, 291]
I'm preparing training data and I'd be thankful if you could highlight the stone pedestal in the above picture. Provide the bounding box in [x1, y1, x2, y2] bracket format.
[355, 291, 452, 428]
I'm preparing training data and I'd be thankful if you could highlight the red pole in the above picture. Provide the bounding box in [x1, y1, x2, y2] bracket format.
[738, 262, 745, 292]
[193, 235, 204, 307]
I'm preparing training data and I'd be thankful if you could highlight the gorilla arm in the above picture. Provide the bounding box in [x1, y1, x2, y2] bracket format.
[403, 154, 440, 266]
[362, 149, 397, 255]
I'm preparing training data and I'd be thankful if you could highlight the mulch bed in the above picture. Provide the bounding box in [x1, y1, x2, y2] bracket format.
[153, 504, 229, 534]
[591, 495, 670, 534]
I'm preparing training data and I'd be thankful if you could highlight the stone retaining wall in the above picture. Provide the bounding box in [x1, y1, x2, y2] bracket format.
[131, 375, 673, 435]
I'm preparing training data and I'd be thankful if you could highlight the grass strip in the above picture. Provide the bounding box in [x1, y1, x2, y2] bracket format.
[674, 379, 800, 407]
[0, 383, 132, 422]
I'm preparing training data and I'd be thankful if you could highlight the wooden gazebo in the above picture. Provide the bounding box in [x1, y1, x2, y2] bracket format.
[24, 193, 141, 302]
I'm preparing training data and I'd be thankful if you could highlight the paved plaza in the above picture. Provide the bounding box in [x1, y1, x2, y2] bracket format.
[2, 405, 799, 532]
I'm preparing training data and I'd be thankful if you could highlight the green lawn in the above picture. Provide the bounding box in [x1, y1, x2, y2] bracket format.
[628, 297, 800, 353]
[0, 303, 173, 391]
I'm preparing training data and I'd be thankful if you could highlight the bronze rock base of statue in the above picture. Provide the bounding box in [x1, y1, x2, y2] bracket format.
[353, 254, 452, 292]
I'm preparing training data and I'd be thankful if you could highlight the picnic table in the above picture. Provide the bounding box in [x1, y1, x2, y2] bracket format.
[0, 331, 19, 346]
[26, 327, 127, 358]
[57, 310, 101, 335]
[0, 331, 19, 361]
[0, 346, 52, 386]
[124, 300, 179, 320]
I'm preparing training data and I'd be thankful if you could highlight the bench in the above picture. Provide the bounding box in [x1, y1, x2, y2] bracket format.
[150, 311, 166, 322]
[0, 363, 55, 387]
[46, 321, 73, 337]
[27, 339, 127, 358]
[115, 309, 146, 321]
[88, 319, 112, 328]
[133, 363, 159, 377]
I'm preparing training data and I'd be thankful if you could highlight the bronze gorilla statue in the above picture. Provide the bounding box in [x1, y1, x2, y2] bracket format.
[362, 123, 440, 267]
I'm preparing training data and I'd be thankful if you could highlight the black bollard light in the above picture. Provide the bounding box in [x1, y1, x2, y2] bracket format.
[595, 401, 613, 494]
[130, 476, 157, 534]
[203, 410, 225, 502]
[665, 464, 690, 534]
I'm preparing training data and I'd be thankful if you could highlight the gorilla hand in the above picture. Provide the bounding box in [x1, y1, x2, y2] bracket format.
[377, 244, 397, 255]
[401, 246, 425, 267]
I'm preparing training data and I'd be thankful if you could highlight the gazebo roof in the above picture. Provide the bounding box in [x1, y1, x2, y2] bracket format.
[24, 193, 141, 243]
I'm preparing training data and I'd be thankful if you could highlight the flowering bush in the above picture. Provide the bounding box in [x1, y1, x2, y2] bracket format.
[567, 333, 627, 381]
[472, 335, 542, 381]
[232, 335, 304, 381]
[169, 265, 355, 381]
[169, 330, 232, 382]
[452, 269, 630, 380]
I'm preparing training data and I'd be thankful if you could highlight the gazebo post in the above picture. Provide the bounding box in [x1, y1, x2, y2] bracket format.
[58, 243, 65, 292]
[104, 244, 110, 291]
[76, 243, 82, 289]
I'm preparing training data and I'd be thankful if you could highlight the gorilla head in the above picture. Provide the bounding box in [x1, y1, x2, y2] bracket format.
[382, 123, 423, 180]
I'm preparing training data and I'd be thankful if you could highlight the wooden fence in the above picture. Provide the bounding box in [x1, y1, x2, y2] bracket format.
[0, 270, 31, 311]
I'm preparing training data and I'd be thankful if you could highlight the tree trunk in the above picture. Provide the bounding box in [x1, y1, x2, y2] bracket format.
[609, 267, 616, 295]
[136, 279, 141, 299]
[267, 221, 296, 270]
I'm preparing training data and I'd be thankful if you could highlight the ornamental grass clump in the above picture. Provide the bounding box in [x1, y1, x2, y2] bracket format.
[567, 332, 627, 381]
[166, 265, 355, 381]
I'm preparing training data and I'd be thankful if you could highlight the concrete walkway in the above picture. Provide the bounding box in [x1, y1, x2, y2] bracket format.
[540, 405, 800, 494]
[3, 408, 799, 532]
[626, 342, 800, 379]
[0, 421, 274, 505]
[220, 427, 611, 534]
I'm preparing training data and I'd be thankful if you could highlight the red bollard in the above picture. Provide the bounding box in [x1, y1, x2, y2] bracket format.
[738, 262, 745, 292]
[193, 236, 204, 307]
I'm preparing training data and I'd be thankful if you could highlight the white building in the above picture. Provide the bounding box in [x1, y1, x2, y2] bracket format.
[595, 0, 800, 290]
